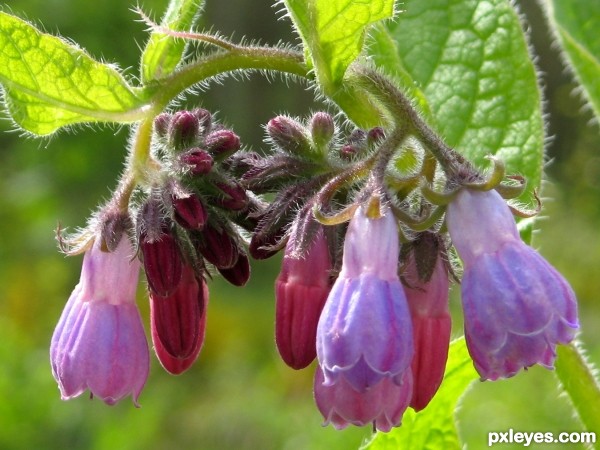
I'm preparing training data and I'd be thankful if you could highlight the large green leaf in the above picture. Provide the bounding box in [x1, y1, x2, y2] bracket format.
[283, 0, 394, 92]
[0, 12, 147, 135]
[370, 0, 545, 197]
[543, 0, 600, 121]
[140, 0, 203, 83]
[362, 338, 478, 450]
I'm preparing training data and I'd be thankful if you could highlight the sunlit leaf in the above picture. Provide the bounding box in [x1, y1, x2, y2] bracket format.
[362, 337, 478, 450]
[0, 12, 147, 135]
[370, 0, 545, 200]
[283, 0, 394, 91]
[543, 0, 600, 121]
[141, 0, 204, 83]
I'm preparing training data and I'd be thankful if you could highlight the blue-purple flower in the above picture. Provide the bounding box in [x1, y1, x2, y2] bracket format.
[314, 367, 412, 431]
[446, 188, 578, 380]
[314, 202, 413, 430]
[50, 236, 149, 405]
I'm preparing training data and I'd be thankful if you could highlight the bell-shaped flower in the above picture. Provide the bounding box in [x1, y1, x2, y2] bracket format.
[446, 188, 579, 380]
[314, 366, 412, 432]
[275, 226, 332, 369]
[402, 236, 451, 411]
[50, 236, 149, 405]
[316, 204, 414, 393]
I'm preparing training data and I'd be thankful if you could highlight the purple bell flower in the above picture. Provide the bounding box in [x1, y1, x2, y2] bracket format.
[316, 204, 414, 393]
[446, 188, 578, 380]
[314, 366, 412, 432]
[50, 236, 149, 405]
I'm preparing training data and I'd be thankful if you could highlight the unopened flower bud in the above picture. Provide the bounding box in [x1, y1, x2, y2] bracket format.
[276, 226, 332, 369]
[205, 129, 240, 158]
[172, 194, 207, 230]
[180, 148, 214, 175]
[267, 116, 312, 155]
[99, 209, 132, 253]
[168, 110, 200, 149]
[339, 144, 357, 160]
[150, 265, 208, 375]
[367, 127, 386, 145]
[191, 107, 212, 133]
[154, 113, 172, 139]
[214, 181, 248, 210]
[140, 224, 183, 298]
[218, 252, 251, 286]
[309, 112, 335, 149]
[197, 224, 239, 269]
[249, 229, 285, 260]
[403, 234, 451, 411]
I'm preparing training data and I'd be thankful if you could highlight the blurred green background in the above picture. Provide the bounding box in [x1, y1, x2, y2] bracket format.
[0, 1, 598, 449]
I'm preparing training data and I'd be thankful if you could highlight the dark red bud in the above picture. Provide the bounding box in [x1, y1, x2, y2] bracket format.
[309, 112, 335, 148]
[339, 144, 357, 160]
[275, 229, 332, 369]
[197, 224, 239, 269]
[180, 148, 214, 175]
[348, 128, 367, 144]
[214, 181, 248, 210]
[154, 113, 172, 139]
[151, 267, 209, 375]
[191, 108, 212, 133]
[141, 230, 183, 298]
[172, 194, 207, 230]
[267, 116, 311, 154]
[218, 252, 250, 286]
[168, 111, 200, 149]
[249, 229, 285, 260]
[100, 210, 132, 253]
[204, 129, 240, 158]
[367, 126, 386, 145]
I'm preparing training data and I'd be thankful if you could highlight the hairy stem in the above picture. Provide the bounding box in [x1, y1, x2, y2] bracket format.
[349, 65, 478, 181]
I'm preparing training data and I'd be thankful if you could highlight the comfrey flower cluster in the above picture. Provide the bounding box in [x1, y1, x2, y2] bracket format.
[245, 109, 578, 431]
[50, 102, 578, 432]
[52, 108, 251, 403]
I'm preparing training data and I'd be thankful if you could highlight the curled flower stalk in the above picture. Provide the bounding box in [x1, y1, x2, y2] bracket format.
[446, 188, 579, 380]
[50, 235, 149, 405]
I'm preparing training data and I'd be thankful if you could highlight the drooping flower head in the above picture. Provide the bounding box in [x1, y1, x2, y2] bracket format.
[275, 225, 332, 369]
[446, 188, 578, 380]
[315, 200, 413, 430]
[50, 235, 149, 405]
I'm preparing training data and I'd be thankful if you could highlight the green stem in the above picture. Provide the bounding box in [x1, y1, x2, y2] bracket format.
[349, 65, 478, 181]
[148, 47, 308, 111]
[555, 342, 600, 435]
[144, 46, 383, 128]
[115, 117, 159, 211]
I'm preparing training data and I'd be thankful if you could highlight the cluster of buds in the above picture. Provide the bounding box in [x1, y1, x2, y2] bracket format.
[49, 103, 578, 434]
[51, 108, 254, 404]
